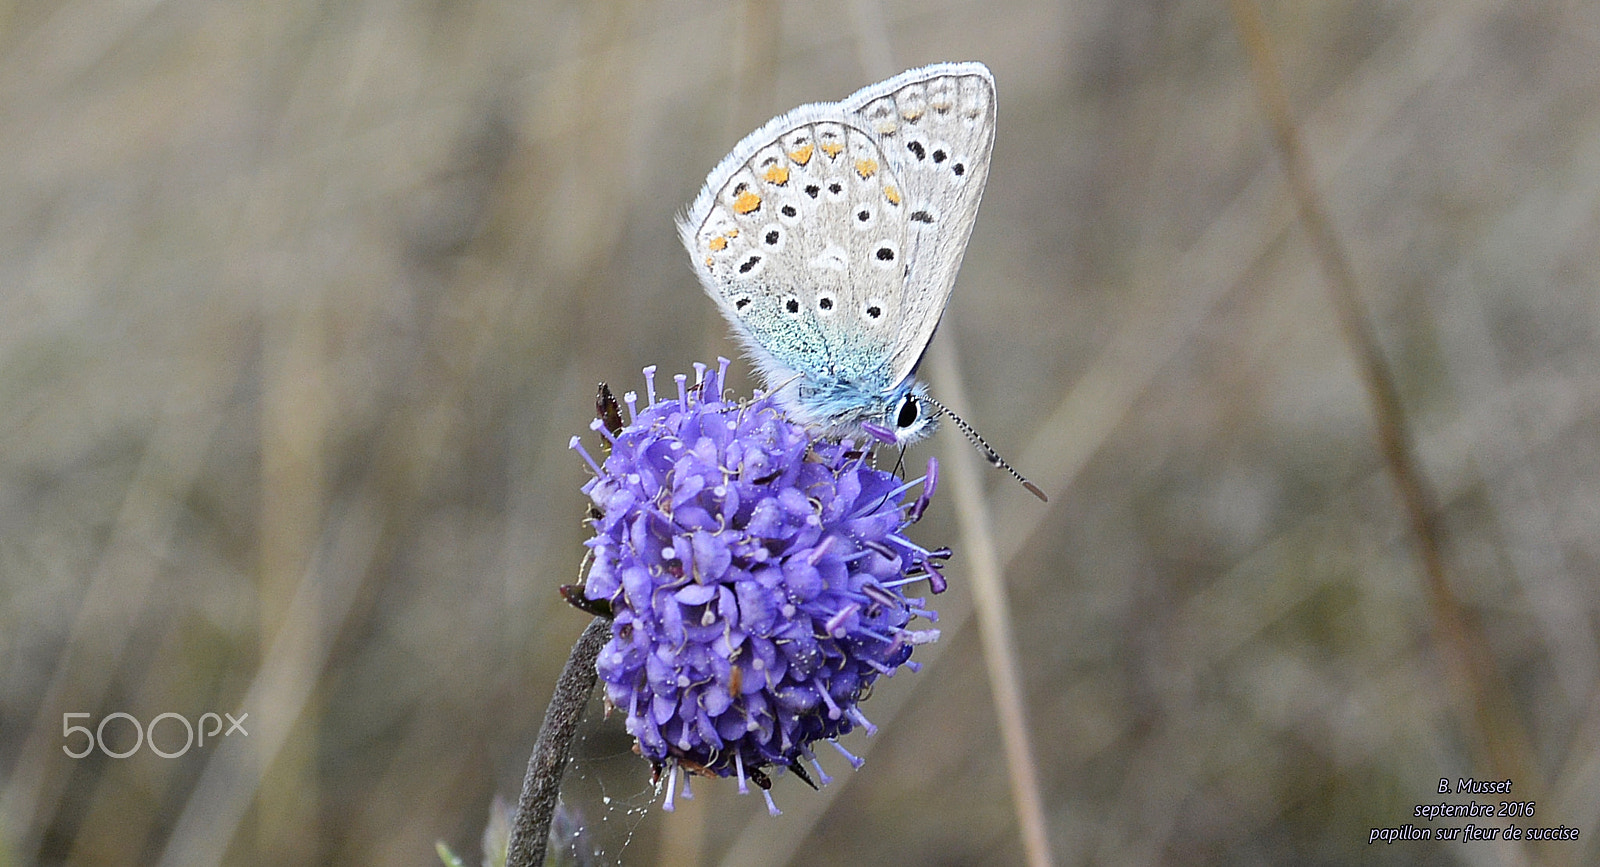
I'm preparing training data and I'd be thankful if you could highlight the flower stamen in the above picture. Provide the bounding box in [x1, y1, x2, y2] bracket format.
[569, 436, 602, 476]
[662, 761, 680, 812]
[828, 740, 864, 769]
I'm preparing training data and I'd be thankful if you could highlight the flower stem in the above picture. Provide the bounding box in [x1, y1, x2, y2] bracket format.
[506, 616, 610, 867]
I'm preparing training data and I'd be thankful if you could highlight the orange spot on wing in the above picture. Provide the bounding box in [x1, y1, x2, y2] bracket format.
[708, 235, 728, 251]
[733, 189, 761, 214]
[884, 185, 901, 206]
[819, 140, 844, 159]
[763, 165, 790, 185]
[854, 158, 879, 179]
[788, 143, 814, 165]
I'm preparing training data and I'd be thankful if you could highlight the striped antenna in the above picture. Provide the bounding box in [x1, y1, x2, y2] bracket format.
[923, 395, 1047, 502]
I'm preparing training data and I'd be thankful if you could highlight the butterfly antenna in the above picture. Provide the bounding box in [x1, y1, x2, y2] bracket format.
[924, 396, 1048, 502]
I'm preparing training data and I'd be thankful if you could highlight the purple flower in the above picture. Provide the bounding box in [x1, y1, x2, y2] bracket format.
[569, 360, 947, 814]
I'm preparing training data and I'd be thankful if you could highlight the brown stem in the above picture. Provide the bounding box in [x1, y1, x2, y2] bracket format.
[505, 616, 610, 867]
[1227, 0, 1534, 786]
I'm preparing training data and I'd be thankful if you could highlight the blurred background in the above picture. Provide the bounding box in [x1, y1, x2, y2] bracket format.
[2, 0, 1598, 864]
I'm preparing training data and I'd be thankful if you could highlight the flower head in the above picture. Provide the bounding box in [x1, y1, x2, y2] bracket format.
[569, 360, 946, 813]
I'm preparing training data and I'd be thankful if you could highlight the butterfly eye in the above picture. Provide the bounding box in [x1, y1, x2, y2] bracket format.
[895, 395, 920, 430]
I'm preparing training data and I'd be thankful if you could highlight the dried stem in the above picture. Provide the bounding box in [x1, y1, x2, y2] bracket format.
[931, 340, 1056, 867]
[506, 616, 610, 867]
[1227, 0, 1535, 785]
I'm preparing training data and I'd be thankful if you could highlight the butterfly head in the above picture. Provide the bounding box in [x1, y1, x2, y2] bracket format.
[793, 377, 937, 447]
[883, 381, 938, 445]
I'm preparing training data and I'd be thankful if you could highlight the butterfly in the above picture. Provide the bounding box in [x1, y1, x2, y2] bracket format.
[679, 63, 1044, 500]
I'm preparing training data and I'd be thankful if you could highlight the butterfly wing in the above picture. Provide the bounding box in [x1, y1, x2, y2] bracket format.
[678, 62, 995, 430]
[842, 62, 996, 388]
[678, 106, 911, 419]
